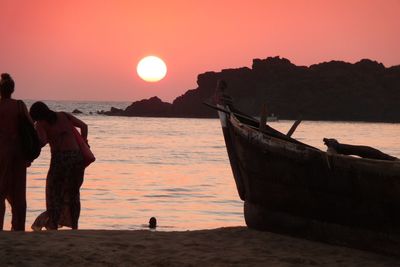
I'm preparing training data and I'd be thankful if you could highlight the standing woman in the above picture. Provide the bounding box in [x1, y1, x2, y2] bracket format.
[30, 101, 88, 230]
[0, 73, 30, 231]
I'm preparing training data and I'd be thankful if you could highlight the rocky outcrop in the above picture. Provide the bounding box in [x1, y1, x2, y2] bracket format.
[103, 56, 400, 122]
[124, 97, 172, 117]
[101, 97, 172, 117]
[97, 107, 124, 116]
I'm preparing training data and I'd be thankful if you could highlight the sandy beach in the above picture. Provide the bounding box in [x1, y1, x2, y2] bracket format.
[1, 227, 399, 267]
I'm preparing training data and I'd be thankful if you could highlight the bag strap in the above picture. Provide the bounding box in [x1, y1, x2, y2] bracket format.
[17, 100, 35, 126]
[16, 100, 26, 119]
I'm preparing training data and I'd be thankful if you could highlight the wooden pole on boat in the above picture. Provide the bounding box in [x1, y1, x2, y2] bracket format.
[259, 103, 267, 131]
[286, 119, 302, 137]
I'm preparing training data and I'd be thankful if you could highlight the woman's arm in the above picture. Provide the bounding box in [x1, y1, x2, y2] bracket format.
[65, 113, 88, 141]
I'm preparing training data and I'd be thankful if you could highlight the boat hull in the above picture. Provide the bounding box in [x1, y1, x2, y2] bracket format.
[219, 107, 400, 256]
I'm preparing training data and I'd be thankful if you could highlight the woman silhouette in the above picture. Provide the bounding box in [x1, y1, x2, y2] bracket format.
[30, 101, 89, 230]
[0, 73, 31, 231]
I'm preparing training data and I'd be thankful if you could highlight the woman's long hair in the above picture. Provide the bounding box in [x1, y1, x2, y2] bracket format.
[29, 101, 58, 125]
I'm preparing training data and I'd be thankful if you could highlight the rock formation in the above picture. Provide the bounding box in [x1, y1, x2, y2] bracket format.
[103, 57, 400, 122]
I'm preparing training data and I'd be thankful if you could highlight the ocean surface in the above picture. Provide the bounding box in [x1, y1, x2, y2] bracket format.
[3, 100, 400, 231]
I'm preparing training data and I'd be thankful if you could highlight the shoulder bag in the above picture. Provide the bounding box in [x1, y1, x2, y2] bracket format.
[66, 113, 95, 167]
[17, 100, 41, 162]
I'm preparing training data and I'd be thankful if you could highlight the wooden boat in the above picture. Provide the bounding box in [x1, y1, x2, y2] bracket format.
[211, 81, 400, 256]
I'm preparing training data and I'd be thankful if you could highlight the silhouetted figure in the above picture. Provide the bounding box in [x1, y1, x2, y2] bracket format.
[0, 73, 31, 231]
[149, 217, 157, 229]
[30, 101, 89, 230]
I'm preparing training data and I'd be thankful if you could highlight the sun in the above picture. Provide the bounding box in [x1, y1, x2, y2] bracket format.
[137, 56, 167, 82]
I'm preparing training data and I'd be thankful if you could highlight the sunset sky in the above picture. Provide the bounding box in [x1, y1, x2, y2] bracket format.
[1, 0, 399, 102]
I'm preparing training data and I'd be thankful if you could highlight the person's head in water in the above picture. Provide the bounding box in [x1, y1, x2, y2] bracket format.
[30, 101, 58, 125]
[149, 217, 157, 229]
[0, 73, 15, 99]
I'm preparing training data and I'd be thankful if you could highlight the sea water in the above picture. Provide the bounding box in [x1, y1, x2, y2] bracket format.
[3, 101, 400, 231]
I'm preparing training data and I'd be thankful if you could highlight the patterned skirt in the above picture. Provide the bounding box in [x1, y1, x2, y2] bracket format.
[32, 150, 84, 230]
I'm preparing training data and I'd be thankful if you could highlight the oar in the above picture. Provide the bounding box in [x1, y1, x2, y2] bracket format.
[203, 102, 259, 124]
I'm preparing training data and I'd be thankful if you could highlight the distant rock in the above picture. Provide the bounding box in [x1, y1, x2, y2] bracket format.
[72, 109, 83, 114]
[124, 97, 172, 117]
[97, 107, 124, 116]
[100, 56, 400, 122]
[99, 97, 172, 117]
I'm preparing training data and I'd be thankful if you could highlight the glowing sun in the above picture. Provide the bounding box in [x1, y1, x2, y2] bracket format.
[137, 56, 167, 82]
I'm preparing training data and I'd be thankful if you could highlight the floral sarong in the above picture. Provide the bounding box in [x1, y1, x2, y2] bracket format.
[32, 150, 84, 230]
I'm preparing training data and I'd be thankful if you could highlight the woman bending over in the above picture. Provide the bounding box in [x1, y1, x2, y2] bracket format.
[30, 101, 88, 230]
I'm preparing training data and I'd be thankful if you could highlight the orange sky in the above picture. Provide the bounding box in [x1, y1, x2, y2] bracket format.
[1, 0, 399, 102]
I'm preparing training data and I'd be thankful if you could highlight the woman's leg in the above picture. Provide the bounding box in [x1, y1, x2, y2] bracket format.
[70, 167, 84, 230]
[31, 211, 49, 231]
[0, 198, 5, 230]
[7, 166, 26, 231]
[70, 200, 80, 230]
[0, 158, 11, 230]
[46, 166, 63, 230]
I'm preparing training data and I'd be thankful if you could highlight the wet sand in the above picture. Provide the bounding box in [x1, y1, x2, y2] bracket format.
[1, 227, 398, 266]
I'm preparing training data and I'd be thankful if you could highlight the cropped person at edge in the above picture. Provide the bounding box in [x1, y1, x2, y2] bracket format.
[0, 73, 32, 231]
